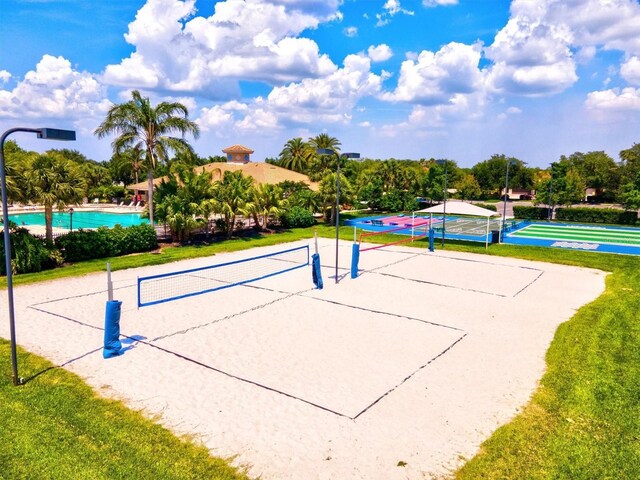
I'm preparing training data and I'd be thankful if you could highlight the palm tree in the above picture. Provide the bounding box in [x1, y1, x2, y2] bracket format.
[109, 146, 145, 186]
[22, 152, 85, 241]
[279, 137, 312, 173]
[94, 90, 200, 225]
[213, 171, 255, 238]
[251, 183, 284, 229]
[308, 133, 341, 181]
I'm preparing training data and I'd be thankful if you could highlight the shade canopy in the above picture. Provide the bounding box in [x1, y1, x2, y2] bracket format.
[416, 201, 500, 218]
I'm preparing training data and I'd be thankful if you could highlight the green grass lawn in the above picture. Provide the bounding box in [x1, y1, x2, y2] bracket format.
[0, 339, 250, 480]
[2, 224, 639, 479]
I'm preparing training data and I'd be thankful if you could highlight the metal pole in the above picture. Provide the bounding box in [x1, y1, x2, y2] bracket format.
[107, 262, 113, 301]
[335, 153, 340, 284]
[0, 128, 40, 385]
[1, 127, 75, 386]
[501, 161, 511, 241]
[441, 161, 447, 246]
[547, 172, 553, 221]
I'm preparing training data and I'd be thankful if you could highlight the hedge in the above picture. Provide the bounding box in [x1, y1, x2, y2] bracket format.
[56, 224, 158, 262]
[512, 206, 549, 220]
[474, 202, 498, 212]
[555, 207, 639, 225]
[0, 226, 62, 275]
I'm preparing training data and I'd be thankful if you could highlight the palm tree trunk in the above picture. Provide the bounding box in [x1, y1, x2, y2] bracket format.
[44, 204, 53, 243]
[147, 168, 154, 225]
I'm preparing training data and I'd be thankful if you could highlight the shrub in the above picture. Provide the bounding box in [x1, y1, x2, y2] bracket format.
[555, 207, 639, 225]
[280, 206, 315, 228]
[56, 224, 157, 262]
[0, 226, 62, 275]
[474, 202, 498, 212]
[513, 206, 549, 220]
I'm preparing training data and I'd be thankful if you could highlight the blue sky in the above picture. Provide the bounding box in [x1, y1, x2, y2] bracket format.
[2, 0, 640, 168]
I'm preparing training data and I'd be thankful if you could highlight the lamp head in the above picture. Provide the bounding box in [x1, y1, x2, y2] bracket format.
[316, 148, 335, 156]
[37, 128, 76, 141]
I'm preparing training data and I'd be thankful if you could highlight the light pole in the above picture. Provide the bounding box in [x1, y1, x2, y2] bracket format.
[69, 207, 74, 232]
[1, 127, 76, 385]
[435, 159, 448, 246]
[316, 148, 360, 283]
[501, 159, 517, 241]
[547, 164, 554, 222]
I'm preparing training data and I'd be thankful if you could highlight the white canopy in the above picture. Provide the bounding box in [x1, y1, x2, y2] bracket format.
[416, 201, 500, 218]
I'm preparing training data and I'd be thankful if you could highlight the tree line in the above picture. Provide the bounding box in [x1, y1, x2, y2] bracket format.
[5, 90, 640, 244]
[269, 137, 640, 213]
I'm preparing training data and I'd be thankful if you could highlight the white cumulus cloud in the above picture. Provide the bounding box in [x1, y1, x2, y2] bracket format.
[620, 56, 640, 85]
[376, 0, 414, 27]
[383, 42, 483, 104]
[0, 55, 110, 120]
[367, 44, 393, 62]
[585, 87, 640, 111]
[103, 0, 339, 97]
[423, 0, 458, 7]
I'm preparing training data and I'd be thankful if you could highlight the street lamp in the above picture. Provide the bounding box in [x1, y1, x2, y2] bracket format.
[0, 127, 76, 385]
[501, 159, 517, 241]
[69, 207, 74, 232]
[316, 148, 360, 283]
[435, 159, 448, 246]
[547, 164, 554, 222]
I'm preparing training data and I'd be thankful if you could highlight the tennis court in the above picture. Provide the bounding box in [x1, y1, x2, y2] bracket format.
[347, 214, 505, 243]
[1, 238, 607, 479]
[506, 222, 640, 255]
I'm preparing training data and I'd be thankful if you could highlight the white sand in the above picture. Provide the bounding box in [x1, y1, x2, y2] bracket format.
[0, 238, 606, 479]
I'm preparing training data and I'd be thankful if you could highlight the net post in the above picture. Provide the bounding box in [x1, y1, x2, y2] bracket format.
[314, 230, 319, 255]
[411, 212, 415, 242]
[350, 242, 360, 279]
[107, 262, 113, 301]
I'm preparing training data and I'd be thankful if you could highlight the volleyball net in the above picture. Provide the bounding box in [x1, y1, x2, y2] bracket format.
[137, 245, 310, 307]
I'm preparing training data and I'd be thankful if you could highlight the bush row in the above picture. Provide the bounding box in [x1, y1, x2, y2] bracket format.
[474, 202, 498, 212]
[513, 205, 640, 225]
[555, 207, 639, 225]
[55, 224, 158, 262]
[0, 227, 63, 275]
[512, 206, 549, 220]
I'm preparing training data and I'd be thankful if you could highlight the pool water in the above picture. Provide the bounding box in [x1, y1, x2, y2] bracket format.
[9, 211, 149, 229]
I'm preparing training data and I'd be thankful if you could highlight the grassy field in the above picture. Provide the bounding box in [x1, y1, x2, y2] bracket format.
[1, 224, 639, 479]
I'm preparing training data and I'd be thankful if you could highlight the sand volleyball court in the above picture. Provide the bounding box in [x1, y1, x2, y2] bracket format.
[1, 237, 606, 479]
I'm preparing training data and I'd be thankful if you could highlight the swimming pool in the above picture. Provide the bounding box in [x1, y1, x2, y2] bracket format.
[9, 210, 149, 229]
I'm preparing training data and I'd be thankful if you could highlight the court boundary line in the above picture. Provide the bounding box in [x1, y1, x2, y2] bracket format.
[352, 333, 468, 419]
[27, 281, 467, 419]
[355, 246, 545, 297]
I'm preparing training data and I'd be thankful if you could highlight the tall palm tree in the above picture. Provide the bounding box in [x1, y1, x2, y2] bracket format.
[23, 153, 85, 242]
[308, 133, 341, 181]
[279, 137, 312, 173]
[94, 90, 200, 225]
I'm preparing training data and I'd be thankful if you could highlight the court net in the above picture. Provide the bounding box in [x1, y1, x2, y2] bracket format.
[138, 245, 309, 307]
[359, 222, 430, 252]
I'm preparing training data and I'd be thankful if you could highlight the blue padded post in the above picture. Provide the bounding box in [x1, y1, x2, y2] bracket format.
[103, 300, 123, 359]
[311, 253, 323, 289]
[351, 243, 360, 278]
[429, 228, 435, 252]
